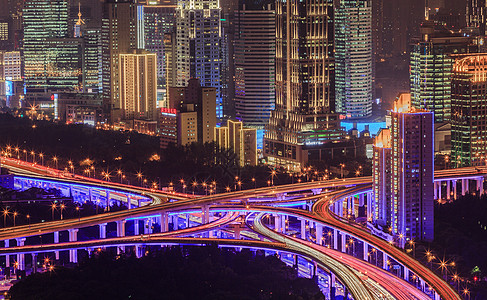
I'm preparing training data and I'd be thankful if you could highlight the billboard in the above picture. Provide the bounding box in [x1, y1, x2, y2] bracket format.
[5, 81, 13, 96]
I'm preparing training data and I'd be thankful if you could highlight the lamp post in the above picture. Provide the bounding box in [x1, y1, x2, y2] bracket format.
[39, 153, 44, 166]
[52, 156, 58, 170]
[13, 211, 17, 226]
[51, 203, 56, 221]
[3, 208, 8, 227]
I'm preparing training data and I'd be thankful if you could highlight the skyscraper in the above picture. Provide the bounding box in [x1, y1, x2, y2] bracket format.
[23, 0, 70, 93]
[175, 0, 224, 118]
[467, 0, 487, 36]
[410, 21, 478, 123]
[141, 0, 176, 90]
[373, 93, 434, 243]
[264, 0, 339, 171]
[335, 0, 373, 119]
[102, 0, 138, 122]
[234, 0, 275, 129]
[451, 54, 487, 167]
[119, 50, 158, 121]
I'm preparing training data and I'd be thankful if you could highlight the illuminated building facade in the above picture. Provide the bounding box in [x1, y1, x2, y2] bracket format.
[23, 0, 70, 93]
[215, 120, 257, 167]
[374, 93, 434, 243]
[168, 78, 216, 144]
[372, 128, 392, 226]
[119, 50, 158, 121]
[159, 107, 178, 148]
[83, 27, 103, 93]
[102, 0, 138, 122]
[175, 0, 224, 118]
[141, 0, 176, 89]
[467, 0, 487, 36]
[451, 54, 487, 167]
[234, 1, 275, 129]
[410, 21, 478, 123]
[335, 0, 373, 119]
[264, 0, 339, 171]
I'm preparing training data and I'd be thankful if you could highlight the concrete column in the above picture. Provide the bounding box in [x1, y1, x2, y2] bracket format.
[359, 194, 364, 207]
[362, 242, 368, 261]
[351, 197, 355, 217]
[300, 219, 306, 239]
[173, 214, 179, 231]
[116, 220, 126, 237]
[99, 223, 107, 239]
[382, 252, 388, 270]
[312, 261, 318, 279]
[144, 219, 150, 234]
[4, 240, 9, 268]
[462, 179, 466, 196]
[316, 223, 323, 245]
[447, 180, 451, 200]
[333, 229, 338, 250]
[68, 229, 78, 263]
[54, 231, 60, 260]
[135, 245, 143, 258]
[160, 212, 168, 232]
[434, 182, 437, 199]
[330, 273, 336, 300]
[186, 213, 190, 228]
[201, 205, 210, 224]
[438, 181, 442, 199]
[340, 232, 346, 252]
[134, 220, 139, 235]
[477, 178, 484, 195]
[434, 292, 440, 300]
[282, 215, 287, 234]
[127, 197, 132, 210]
[404, 267, 410, 281]
[16, 238, 25, 270]
[453, 180, 457, 200]
[420, 280, 425, 292]
[367, 192, 373, 221]
[274, 214, 281, 232]
[32, 253, 37, 273]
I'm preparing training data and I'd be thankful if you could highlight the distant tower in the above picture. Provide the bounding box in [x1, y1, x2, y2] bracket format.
[335, 0, 373, 119]
[74, 2, 85, 38]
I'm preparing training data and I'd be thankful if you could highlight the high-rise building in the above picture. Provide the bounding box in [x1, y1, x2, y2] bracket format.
[214, 120, 257, 167]
[83, 27, 103, 93]
[264, 0, 340, 171]
[176, 0, 224, 118]
[23, 0, 70, 93]
[102, 0, 138, 122]
[467, 0, 487, 36]
[141, 0, 176, 90]
[372, 128, 392, 227]
[234, 1, 275, 129]
[451, 54, 487, 167]
[159, 107, 178, 148]
[373, 93, 434, 243]
[410, 21, 478, 123]
[0, 50, 21, 81]
[335, 0, 373, 119]
[168, 78, 216, 144]
[119, 50, 158, 122]
[44, 38, 84, 92]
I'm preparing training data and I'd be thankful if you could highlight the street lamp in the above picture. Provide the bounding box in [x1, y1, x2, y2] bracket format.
[13, 211, 17, 226]
[51, 203, 57, 221]
[76, 206, 80, 221]
[26, 214, 30, 228]
[252, 177, 256, 189]
[52, 156, 58, 170]
[39, 153, 44, 166]
[2, 208, 8, 227]
[30, 151, 35, 163]
[340, 164, 345, 179]
[60, 203, 65, 220]
[23, 149, 27, 161]
[117, 170, 123, 183]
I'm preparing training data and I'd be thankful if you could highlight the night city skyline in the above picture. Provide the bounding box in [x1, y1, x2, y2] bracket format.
[0, 0, 486, 299]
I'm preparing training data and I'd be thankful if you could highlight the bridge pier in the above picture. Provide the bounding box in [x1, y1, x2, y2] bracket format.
[316, 223, 322, 245]
[16, 238, 25, 270]
[403, 267, 410, 281]
[362, 242, 368, 261]
[99, 223, 107, 239]
[68, 229, 78, 263]
[438, 181, 442, 200]
[160, 212, 168, 232]
[462, 179, 467, 196]
[54, 231, 60, 260]
[4, 240, 9, 268]
[382, 252, 388, 270]
[453, 180, 457, 200]
[477, 178, 484, 195]
[172, 214, 179, 230]
[135, 245, 144, 258]
[186, 213, 190, 228]
[274, 214, 281, 232]
[330, 273, 336, 300]
[340, 232, 346, 252]
[333, 229, 338, 250]
[300, 219, 306, 239]
[32, 253, 37, 273]
[434, 182, 437, 199]
[201, 205, 210, 224]
[134, 220, 140, 235]
[447, 180, 451, 200]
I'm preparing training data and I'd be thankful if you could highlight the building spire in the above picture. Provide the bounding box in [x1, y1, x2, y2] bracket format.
[74, 2, 85, 38]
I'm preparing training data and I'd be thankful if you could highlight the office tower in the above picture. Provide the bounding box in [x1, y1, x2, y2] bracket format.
[8, 0, 23, 50]
[0, 19, 9, 47]
[83, 27, 102, 93]
[23, 0, 70, 93]
[45, 38, 84, 92]
[410, 21, 478, 123]
[168, 78, 216, 144]
[0, 50, 21, 81]
[335, 0, 373, 119]
[176, 0, 224, 118]
[159, 107, 178, 148]
[451, 54, 487, 167]
[141, 0, 176, 90]
[467, 0, 487, 36]
[372, 128, 392, 226]
[373, 93, 434, 243]
[163, 32, 177, 105]
[119, 50, 158, 121]
[214, 120, 257, 167]
[264, 0, 340, 171]
[102, 0, 138, 122]
[234, 1, 275, 129]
